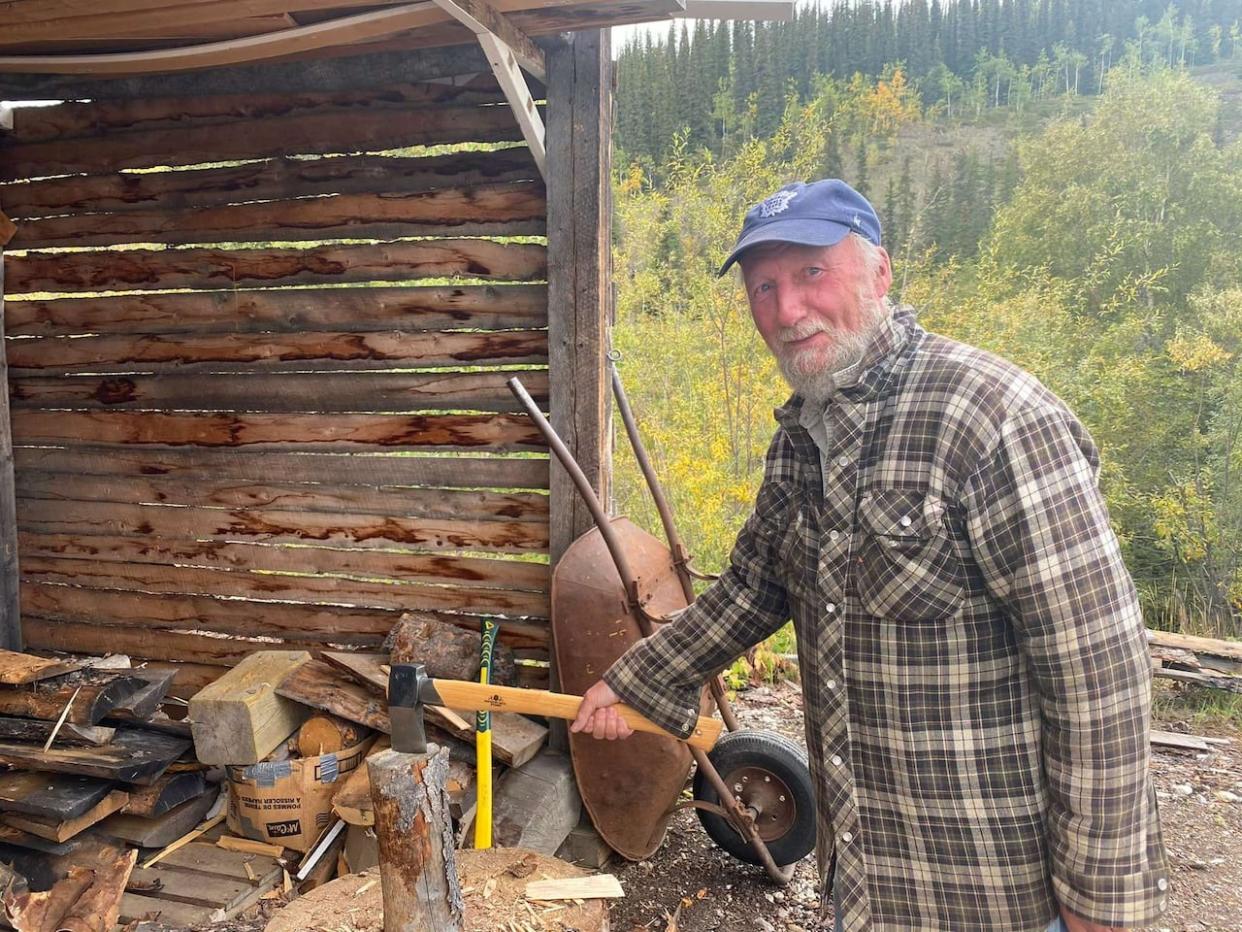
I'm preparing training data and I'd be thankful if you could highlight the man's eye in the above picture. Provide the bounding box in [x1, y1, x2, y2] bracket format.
[806, 267, 823, 277]
[754, 283, 772, 296]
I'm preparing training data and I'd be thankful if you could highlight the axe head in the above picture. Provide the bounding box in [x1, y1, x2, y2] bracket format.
[387, 663, 441, 754]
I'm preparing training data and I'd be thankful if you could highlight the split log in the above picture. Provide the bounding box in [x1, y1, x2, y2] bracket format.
[0, 772, 116, 820]
[386, 613, 518, 686]
[0, 728, 190, 783]
[4, 843, 136, 932]
[276, 661, 390, 733]
[0, 717, 113, 747]
[0, 670, 146, 725]
[296, 714, 371, 758]
[189, 651, 312, 765]
[367, 746, 462, 932]
[332, 736, 389, 827]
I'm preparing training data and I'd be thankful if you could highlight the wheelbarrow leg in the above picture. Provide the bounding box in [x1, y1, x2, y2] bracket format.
[610, 367, 742, 734]
[508, 375, 796, 882]
[690, 746, 796, 884]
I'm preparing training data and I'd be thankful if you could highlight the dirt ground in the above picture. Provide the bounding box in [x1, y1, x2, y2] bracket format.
[606, 680, 1242, 932]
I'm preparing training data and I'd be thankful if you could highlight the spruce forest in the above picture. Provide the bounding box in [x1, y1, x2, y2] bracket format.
[608, 0, 1242, 654]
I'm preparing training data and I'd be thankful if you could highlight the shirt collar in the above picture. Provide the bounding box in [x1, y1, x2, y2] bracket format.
[776, 305, 921, 431]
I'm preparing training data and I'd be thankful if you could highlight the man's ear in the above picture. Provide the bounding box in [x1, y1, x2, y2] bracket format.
[874, 246, 894, 300]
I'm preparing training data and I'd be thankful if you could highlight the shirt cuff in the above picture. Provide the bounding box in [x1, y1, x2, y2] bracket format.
[602, 643, 702, 741]
[1052, 865, 1170, 928]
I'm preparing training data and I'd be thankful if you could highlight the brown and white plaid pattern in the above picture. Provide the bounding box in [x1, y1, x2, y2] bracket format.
[604, 307, 1168, 931]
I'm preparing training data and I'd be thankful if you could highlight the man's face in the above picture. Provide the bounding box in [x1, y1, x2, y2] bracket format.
[740, 237, 893, 401]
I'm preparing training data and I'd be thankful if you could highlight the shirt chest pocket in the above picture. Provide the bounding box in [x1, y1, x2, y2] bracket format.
[853, 488, 965, 622]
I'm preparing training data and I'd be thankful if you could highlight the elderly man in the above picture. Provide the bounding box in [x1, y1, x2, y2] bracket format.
[571, 179, 1168, 931]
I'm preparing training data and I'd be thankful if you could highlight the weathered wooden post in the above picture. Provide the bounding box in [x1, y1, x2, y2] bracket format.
[367, 745, 463, 932]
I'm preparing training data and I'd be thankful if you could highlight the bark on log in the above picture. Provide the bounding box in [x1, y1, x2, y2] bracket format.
[367, 746, 463, 932]
[386, 613, 517, 686]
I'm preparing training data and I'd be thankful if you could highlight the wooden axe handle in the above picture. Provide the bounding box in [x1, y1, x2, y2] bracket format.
[430, 679, 722, 751]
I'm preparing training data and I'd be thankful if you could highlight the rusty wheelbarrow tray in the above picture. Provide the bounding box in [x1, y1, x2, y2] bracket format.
[509, 374, 812, 883]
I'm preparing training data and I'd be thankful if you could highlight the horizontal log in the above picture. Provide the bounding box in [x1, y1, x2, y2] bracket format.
[11, 183, 547, 250]
[19, 556, 550, 616]
[23, 618, 318, 670]
[0, 105, 530, 181]
[13, 446, 550, 489]
[0, 43, 498, 102]
[20, 581, 551, 647]
[7, 329, 548, 375]
[4, 239, 547, 295]
[17, 498, 549, 553]
[10, 369, 551, 413]
[3, 282, 548, 338]
[11, 411, 545, 452]
[31, 541, 547, 614]
[16, 473, 548, 522]
[0, 669, 145, 725]
[5, 78, 506, 143]
[0, 148, 539, 221]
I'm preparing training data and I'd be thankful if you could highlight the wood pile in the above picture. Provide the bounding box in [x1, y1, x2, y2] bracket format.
[1148, 628, 1242, 694]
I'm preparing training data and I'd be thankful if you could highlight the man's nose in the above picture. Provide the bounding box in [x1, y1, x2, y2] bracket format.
[774, 291, 805, 327]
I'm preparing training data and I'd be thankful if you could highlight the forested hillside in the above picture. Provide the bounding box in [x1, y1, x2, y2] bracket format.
[609, 9, 1242, 641]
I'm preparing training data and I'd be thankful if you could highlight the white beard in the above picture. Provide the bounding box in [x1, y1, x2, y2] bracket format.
[773, 295, 891, 403]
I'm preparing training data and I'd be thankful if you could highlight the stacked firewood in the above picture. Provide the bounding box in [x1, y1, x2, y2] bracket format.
[0, 648, 219, 931]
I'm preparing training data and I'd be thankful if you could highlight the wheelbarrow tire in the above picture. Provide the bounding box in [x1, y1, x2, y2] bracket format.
[692, 729, 815, 867]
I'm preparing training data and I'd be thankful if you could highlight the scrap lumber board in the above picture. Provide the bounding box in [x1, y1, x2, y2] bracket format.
[275, 659, 390, 732]
[97, 786, 220, 848]
[0, 715, 114, 746]
[0, 727, 189, 783]
[1151, 729, 1212, 751]
[1, 789, 129, 842]
[119, 838, 283, 926]
[122, 771, 209, 818]
[321, 651, 547, 767]
[0, 669, 147, 725]
[0, 649, 82, 684]
[189, 650, 312, 765]
[0, 771, 117, 820]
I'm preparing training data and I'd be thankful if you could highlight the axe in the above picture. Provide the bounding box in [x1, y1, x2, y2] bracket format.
[387, 663, 723, 753]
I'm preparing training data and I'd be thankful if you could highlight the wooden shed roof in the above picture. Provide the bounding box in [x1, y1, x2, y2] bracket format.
[0, 0, 684, 75]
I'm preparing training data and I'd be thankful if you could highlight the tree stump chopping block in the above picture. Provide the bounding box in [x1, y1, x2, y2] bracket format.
[367, 746, 463, 932]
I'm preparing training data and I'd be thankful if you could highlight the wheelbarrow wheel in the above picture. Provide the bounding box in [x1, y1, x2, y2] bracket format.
[692, 729, 816, 867]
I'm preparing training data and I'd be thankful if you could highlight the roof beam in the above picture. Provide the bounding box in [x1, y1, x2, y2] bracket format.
[679, 0, 793, 20]
[0, 2, 446, 74]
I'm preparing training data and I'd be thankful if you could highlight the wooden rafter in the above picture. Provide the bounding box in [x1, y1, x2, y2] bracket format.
[0, 3, 451, 74]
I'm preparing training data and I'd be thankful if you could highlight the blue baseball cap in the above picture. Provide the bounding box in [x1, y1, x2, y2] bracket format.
[717, 179, 882, 276]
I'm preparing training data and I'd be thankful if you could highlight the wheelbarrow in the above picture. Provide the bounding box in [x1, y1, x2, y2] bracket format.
[508, 373, 815, 884]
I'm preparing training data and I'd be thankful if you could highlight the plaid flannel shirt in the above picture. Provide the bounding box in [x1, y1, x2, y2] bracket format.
[604, 307, 1168, 931]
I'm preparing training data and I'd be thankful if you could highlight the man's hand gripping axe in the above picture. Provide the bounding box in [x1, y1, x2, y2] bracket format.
[387, 663, 723, 753]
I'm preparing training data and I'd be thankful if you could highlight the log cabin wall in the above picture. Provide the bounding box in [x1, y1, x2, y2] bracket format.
[0, 67, 555, 693]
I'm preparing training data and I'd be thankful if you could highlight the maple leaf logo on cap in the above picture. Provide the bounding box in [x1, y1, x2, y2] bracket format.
[758, 189, 798, 218]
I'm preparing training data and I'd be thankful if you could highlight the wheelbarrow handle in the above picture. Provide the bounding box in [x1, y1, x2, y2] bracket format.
[430, 679, 723, 751]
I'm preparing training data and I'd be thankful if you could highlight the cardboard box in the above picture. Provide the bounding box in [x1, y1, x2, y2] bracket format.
[226, 738, 373, 852]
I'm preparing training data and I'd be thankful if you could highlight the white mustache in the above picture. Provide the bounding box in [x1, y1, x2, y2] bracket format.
[777, 321, 839, 345]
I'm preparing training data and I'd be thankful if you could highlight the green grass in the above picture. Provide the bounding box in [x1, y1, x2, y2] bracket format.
[1152, 679, 1242, 733]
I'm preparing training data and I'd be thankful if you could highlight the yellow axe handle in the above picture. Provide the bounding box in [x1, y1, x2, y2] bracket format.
[430, 680, 722, 751]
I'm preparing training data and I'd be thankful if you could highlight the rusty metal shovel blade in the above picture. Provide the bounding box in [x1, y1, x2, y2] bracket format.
[552, 516, 711, 861]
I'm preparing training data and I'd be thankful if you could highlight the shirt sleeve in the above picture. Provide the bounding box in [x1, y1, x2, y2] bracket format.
[602, 434, 796, 739]
[960, 404, 1169, 928]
